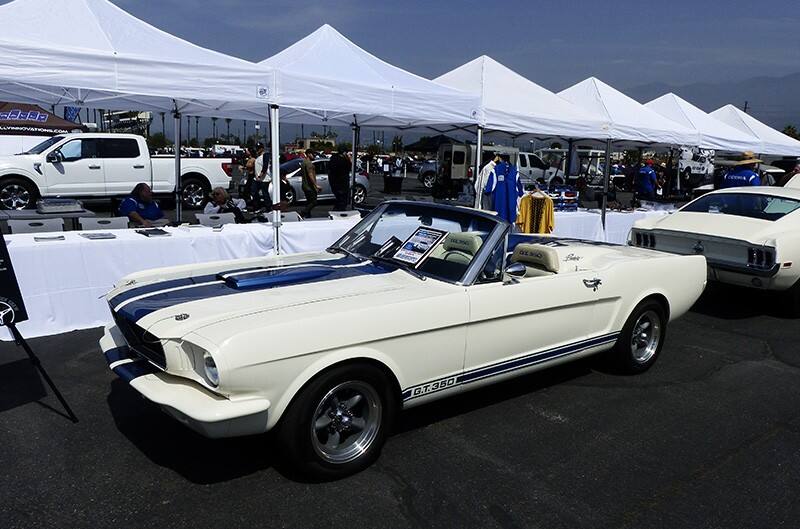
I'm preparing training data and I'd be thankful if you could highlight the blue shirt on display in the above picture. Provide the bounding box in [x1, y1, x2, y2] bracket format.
[722, 167, 761, 188]
[118, 196, 164, 221]
[635, 166, 658, 195]
[484, 161, 523, 224]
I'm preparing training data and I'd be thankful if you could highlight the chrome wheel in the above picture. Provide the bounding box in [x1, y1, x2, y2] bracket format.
[311, 381, 382, 464]
[182, 181, 205, 208]
[630, 309, 661, 363]
[284, 186, 296, 204]
[422, 173, 435, 188]
[353, 184, 366, 205]
[0, 183, 31, 209]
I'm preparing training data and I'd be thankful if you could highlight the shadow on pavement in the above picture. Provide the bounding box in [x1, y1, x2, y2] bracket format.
[691, 283, 797, 320]
[0, 358, 47, 412]
[106, 378, 276, 485]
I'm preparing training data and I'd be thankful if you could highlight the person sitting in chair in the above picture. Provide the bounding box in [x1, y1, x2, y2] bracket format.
[203, 187, 247, 223]
[118, 183, 165, 227]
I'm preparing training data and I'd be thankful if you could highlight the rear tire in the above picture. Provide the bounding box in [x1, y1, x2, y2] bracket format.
[783, 280, 800, 318]
[180, 177, 209, 209]
[284, 185, 297, 205]
[275, 364, 396, 480]
[421, 173, 436, 188]
[353, 184, 367, 205]
[608, 299, 667, 374]
[0, 177, 38, 210]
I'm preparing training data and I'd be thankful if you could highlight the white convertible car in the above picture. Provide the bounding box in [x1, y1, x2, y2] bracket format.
[631, 186, 800, 314]
[101, 201, 706, 478]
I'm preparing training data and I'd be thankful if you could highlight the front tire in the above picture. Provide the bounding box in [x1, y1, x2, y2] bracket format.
[608, 299, 667, 374]
[276, 364, 396, 480]
[783, 280, 800, 318]
[0, 177, 38, 210]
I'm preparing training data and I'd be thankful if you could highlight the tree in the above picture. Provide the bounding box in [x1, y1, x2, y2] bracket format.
[391, 135, 403, 153]
[783, 125, 799, 140]
[366, 144, 382, 156]
[203, 137, 220, 148]
[147, 132, 169, 150]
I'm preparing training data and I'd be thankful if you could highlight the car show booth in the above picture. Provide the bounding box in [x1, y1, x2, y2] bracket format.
[709, 105, 800, 157]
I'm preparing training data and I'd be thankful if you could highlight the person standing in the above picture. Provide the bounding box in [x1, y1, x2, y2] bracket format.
[635, 159, 659, 200]
[721, 152, 762, 188]
[301, 150, 321, 217]
[483, 153, 523, 224]
[475, 152, 499, 210]
[328, 146, 351, 211]
[252, 144, 272, 210]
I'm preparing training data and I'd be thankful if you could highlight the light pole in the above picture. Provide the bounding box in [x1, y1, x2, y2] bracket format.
[225, 118, 232, 142]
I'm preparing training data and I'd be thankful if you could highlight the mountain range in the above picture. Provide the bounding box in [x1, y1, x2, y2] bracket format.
[624, 72, 800, 131]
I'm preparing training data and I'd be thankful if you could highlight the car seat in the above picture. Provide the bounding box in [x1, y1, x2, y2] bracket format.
[511, 243, 559, 277]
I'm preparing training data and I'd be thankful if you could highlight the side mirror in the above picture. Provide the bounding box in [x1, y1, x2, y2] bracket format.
[503, 262, 527, 284]
[46, 151, 61, 163]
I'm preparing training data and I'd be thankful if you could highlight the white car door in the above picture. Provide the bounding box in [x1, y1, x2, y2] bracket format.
[43, 137, 104, 196]
[462, 239, 606, 389]
[313, 160, 333, 198]
[100, 138, 149, 195]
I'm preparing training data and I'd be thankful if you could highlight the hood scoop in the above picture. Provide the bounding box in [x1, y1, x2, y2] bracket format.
[220, 265, 336, 290]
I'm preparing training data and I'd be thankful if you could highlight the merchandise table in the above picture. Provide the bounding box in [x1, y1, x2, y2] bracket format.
[602, 210, 673, 245]
[0, 208, 97, 232]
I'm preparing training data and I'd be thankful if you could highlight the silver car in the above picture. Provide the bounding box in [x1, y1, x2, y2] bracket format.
[280, 158, 369, 205]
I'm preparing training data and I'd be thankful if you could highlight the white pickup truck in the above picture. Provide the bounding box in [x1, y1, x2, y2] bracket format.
[0, 133, 234, 209]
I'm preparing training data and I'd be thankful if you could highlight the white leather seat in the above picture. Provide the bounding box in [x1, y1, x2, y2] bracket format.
[195, 212, 236, 227]
[439, 232, 483, 265]
[8, 218, 64, 234]
[79, 217, 129, 230]
[511, 243, 559, 277]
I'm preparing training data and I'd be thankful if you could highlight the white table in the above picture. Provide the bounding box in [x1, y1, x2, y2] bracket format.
[552, 211, 605, 241]
[280, 217, 360, 254]
[603, 210, 673, 245]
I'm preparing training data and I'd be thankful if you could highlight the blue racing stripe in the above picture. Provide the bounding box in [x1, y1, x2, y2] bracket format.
[112, 360, 159, 383]
[117, 260, 390, 322]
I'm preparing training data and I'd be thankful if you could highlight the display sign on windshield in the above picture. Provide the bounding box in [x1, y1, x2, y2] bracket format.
[393, 227, 447, 267]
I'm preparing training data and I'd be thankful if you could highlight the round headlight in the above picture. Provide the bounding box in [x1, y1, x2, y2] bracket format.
[203, 351, 219, 387]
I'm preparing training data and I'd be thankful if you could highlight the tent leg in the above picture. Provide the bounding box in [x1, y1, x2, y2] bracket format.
[565, 139, 575, 178]
[269, 105, 282, 255]
[173, 111, 182, 223]
[350, 123, 360, 209]
[674, 147, 681, 193]
[474, 126, 483, 209]
[602, 138, 611, 230]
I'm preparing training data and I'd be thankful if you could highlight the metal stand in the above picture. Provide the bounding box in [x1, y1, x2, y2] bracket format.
[474, 126, 483, 209]
[350, 122, 360, 210]
[601, 138, 611, 229]
[173, 109, 182, 223]
[269, 105, 282, 254]
[7, 323, 78, 423]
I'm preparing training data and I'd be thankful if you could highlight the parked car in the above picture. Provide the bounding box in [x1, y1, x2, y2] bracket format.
[279, 157, 369, 205]
[0, 133, 233, 209]
[101, 200, 706, 479]
[631, 186, 800, 314]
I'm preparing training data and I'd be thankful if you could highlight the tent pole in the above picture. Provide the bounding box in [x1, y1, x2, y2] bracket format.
[474, 126, 483, 209]
[350, 121, 360, 209]
[602, 138, 611, 230]
[173, 110, 182, 223]
[565, 139, 574, 178]
[269, 104, 282, 255]
[674, 147, 681, 193]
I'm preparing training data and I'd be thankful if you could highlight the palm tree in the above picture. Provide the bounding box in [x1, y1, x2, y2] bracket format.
[211, 117, 218, 139]
[225, 118, 232, 142]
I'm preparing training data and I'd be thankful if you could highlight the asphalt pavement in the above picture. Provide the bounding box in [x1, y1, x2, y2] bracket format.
[1, 283, 800, 529]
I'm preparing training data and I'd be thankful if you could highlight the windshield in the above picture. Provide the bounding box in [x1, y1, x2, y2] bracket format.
[682, 193, 800, 222]
[22, 136, 65, 154]
[332, 202, 500, 283]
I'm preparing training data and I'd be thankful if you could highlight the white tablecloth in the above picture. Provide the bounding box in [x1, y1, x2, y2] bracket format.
[280, 218, 360, 255]
[552, 211, 605, 241]
[603, 210, 672, 245]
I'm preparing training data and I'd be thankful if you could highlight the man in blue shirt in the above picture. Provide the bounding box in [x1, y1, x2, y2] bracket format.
[483, 154, 523, 224]
[721, 152, 762, 188]
[635, 160, 658, 200]
[118, 183, 165, 227]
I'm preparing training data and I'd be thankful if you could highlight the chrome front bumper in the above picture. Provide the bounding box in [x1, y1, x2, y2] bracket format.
[100, 324, 270, 438]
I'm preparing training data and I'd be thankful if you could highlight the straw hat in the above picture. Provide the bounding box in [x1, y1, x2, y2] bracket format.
[733, 151, 763, 165]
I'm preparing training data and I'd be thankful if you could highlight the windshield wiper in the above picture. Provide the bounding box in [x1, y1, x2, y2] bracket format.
[368, 254, 426, 281]
[327, 245, 365, 262]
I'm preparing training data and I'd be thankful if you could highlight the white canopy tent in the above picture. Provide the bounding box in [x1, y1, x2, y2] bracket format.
[558, 77, 698, 146]
[710, 105, 800, 157]
[559, 77, 698, 226]
[0, 0, 275, 222]
[434, 56, 608, 140]
[645, 93, 760, 153]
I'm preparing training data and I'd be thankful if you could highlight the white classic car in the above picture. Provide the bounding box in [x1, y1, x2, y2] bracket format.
[631, 186, 800, 314]
[101, 201, 706, 479]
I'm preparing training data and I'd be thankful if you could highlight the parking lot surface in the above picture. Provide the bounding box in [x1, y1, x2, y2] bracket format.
[2, 284, 799, 529]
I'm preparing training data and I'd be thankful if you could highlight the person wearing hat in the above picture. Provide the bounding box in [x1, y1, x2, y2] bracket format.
[635, 159, 659, 200]
[721, 152, 762, 188]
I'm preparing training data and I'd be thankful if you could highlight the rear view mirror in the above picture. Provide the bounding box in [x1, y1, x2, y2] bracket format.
[46, 151, 61, 163]
[503, 262, 527, 284]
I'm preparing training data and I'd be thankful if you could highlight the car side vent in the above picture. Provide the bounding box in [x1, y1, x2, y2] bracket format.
[633, 231, 656, 249]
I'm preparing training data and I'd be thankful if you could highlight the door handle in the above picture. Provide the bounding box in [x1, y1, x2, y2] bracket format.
[88, 165, 101, 170]
[133, 164, 145, 169]
[582, 278, 602, 291]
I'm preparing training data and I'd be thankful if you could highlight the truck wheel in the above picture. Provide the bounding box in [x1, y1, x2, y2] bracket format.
[276, 364, 397, 480]
[0, 178, 38, 210]
[181, 177, 209, 209]
[353, 184, 367, 205]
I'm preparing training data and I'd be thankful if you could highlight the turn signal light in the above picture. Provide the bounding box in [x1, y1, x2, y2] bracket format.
[221, 162, 233, 177]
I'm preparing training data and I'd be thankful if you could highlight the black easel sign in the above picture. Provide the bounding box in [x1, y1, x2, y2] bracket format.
[0, 230, 27, 326]
[0, 230, 76, 422]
